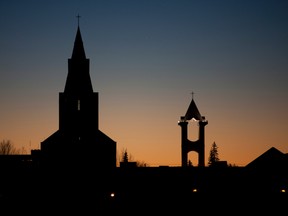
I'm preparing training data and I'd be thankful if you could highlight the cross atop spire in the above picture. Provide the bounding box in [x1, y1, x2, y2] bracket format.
[191, 91, 194, 99]
[76, 14, 81, 26]
[65, 22, 92, 94]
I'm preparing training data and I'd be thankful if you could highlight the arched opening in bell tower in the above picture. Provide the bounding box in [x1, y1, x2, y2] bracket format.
[187, 119, 199, 141]
[187, 151, 198, 167]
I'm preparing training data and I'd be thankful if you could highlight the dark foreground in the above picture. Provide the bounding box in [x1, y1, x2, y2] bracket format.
[1, 166, 287, 215]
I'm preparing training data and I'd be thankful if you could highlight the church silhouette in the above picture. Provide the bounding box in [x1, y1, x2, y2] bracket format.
[0, 24, 287, 214]
[38, 24, 209, 172]
[40, 26, 116, 171]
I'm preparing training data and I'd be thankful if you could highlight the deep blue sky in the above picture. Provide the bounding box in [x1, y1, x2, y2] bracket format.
[1, 0, 288, 166]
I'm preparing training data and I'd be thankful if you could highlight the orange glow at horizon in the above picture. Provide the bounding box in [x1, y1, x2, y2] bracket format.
[1, 0, 288, 168]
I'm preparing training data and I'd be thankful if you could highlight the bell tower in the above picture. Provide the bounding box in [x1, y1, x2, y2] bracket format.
[178, 94, 208, 167]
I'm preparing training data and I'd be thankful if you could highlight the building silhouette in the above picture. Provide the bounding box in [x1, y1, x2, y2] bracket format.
[40, 26, 116, 171]
[0, 24, 287, 214]
[178, 97, 208, 167]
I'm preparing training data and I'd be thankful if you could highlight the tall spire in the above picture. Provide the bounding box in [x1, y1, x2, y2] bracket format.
[64, 23, 93, 94]
[71, 26, 86, 59]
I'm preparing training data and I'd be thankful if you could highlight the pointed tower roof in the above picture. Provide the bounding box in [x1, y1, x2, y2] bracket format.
[184, 98, 202, 121]
[71, 26, 86, 59]
[64, 26, 93, 94]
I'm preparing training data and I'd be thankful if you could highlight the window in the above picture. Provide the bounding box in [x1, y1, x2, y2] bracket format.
[78, 99, 80, 110]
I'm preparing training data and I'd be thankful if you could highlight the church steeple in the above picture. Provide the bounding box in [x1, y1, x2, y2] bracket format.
[64, 26, 93, 94]
[40, 21, 117, 171]
[178, 94, 208, 167]
[71, 26, 86, 59]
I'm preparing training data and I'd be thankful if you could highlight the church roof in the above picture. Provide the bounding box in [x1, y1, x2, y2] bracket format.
[184, 98, 202, 121]
[64, 26, 93, 94]
[246, 147, 287, 168]
[71, 26, 86, 59]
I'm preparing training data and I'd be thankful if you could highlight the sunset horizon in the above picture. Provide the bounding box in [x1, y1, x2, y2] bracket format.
[1, 0, 288, 167]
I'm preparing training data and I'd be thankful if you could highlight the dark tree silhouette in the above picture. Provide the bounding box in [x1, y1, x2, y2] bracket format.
[208, 141, 220, 166]
[119, 148, 148, 167]
[122, 148, 129, 163]
[0, 139, 21, 155]
[136, 160, 148, 167]
[188, 159, 193, 167]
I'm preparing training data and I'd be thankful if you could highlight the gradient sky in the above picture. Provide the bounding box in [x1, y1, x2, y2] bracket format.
[1, 0, 288, 166]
